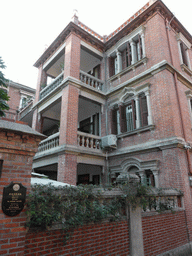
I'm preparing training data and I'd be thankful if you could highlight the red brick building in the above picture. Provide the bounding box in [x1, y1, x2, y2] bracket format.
[30, 0, 192, 205]
[3, 80, 35, 125]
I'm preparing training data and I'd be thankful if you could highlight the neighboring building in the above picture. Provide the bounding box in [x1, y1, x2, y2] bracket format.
[31, 0, 192, 198]
[2, 80, 35, 126]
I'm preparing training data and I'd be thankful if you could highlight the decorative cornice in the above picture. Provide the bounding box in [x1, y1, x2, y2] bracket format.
[34, 0, 192, 69]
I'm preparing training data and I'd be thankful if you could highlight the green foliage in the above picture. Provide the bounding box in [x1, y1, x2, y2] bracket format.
[0, 57, 9, 117]
[26, 183, 175, 243]
[26, 184, 124, 232]
[120, 181, 150, 210]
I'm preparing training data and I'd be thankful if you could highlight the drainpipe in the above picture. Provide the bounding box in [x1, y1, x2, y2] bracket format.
[165, 18, 192, 175]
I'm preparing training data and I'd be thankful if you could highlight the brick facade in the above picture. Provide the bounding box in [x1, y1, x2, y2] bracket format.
[22, 0, 192, 254]
[24, 220, 129, 256]
[0, 120, 44, 256]
[4, 81, 35, 122]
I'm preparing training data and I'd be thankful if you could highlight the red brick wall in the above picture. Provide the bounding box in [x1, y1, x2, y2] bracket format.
[64, 33, 81, 79]
[0, 126, 42, 256]
[57, 153, 77, 185]
[142, 211, 188, 256]
[24, 220, 129, 256]
[8, 86, 21, 114]
[59, 84, 79, 146]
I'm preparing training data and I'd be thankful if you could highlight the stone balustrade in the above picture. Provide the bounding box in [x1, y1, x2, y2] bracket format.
[37, 132, 59, 153]
[79, 70, 104, 91]
[77, 131, 101, 150]
[40, 72, 64, 100]
[142, 188, 183, 213]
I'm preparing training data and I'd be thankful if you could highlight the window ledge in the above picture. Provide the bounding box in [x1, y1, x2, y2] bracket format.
[181, 64, 192, 77]
[117, 124, 155, 139]
[108, 57, 148, 82]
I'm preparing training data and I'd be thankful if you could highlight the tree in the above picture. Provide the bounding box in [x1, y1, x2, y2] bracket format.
[0, 57, 9, 117]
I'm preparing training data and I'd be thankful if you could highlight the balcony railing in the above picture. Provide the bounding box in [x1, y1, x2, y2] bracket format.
[79, 71, 104, 91]
[40, 72, 64, 100]
[77, 131, 101, 150]
[37, 132, 60, 153]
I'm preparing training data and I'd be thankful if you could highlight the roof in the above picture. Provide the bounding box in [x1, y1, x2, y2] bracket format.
[31, 177, 71, 187]
[6, 80, 36, 94]
[31, 172, 72, 187]
[34, 0, 192, 68]
[0, 120, 46, 139]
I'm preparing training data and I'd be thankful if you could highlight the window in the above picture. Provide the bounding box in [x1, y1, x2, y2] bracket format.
[145, 170, 155, 187]
[79, 113, 100, 135]
[122, 42, 132, 70]
[108, 32, 145, 77]
[19, 95, 32, 109]
[111, 93, 149, 135]
[88, 64, 101, 79]
[177, 32, 191, 72]
[180, 42, 189, 67]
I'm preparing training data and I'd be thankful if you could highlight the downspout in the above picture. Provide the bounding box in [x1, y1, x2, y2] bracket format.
[165, 18, 192, 175]
[104, 51, 109, 136]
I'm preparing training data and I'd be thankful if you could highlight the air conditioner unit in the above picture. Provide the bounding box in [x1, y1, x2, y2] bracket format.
[101, 135, 117, 149]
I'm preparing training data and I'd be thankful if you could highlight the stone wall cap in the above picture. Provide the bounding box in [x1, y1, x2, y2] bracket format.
[0, 120, 46, 139]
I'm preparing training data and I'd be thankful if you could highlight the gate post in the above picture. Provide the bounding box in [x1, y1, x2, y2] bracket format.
[0, 120, 45, 256]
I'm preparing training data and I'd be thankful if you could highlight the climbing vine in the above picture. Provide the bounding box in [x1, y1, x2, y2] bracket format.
[26, 184, 124, 232]
[26, 182, 176, 241]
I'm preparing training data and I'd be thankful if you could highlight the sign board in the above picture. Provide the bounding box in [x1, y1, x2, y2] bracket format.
[2, 182, 27, 217]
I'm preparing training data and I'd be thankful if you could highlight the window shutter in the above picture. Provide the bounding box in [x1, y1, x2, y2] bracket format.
[109, 57, 115, 77]
[110, 108, 117, 134]
[122, 49, 127, 70]
[127, 42, 132, 66]
[140, 95, 148, 127]
[150, 174, 155, 187]
[138, 35, 143, 59]
[131, 99, 136, 129]
[180, 42, 188, 67]
[119, 104, 127, 133]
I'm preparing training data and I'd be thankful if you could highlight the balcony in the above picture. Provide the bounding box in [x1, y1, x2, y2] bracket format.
[37, 132, 60, 153]
[77, 131, 101, 151]
[40, 72, 64, 100]
[79, 71, 104, 91]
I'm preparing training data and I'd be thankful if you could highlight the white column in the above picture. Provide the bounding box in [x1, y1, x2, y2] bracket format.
[187, 95, 192, 124]
[116, 50, 122, 73]
[130, 40, 137, 64]
[140, 33, 146, 58]
[145, 90, 153, 125]
[153, 170, 159, 188]
[140, 170, 146, 185]
[135, 95, 140, 129]
[177, 41, 183, 65]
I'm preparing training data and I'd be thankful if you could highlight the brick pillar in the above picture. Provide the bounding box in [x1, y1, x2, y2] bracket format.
[57, 84, 79, 185]
[0, 120, 44, 256]
[161, 147, 192, 242]
[34, 64, 47, 104]
[64, 32, 81, 80]
[58, 153, 77, 185]
[32, 64, 47, 132]
[32, 108, 43, 133]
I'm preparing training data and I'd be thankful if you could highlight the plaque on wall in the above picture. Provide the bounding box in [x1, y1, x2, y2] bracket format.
[2, 182, 27, 217]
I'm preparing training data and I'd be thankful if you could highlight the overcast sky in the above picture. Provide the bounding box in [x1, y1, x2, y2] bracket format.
[1, 0, 192, 89]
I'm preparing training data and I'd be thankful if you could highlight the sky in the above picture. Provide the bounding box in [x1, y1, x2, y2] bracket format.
[1, 0, 192, 89]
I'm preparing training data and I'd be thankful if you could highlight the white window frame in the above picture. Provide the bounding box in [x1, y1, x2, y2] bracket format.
[107, 25, 146, 75]
[177, 32, 192, 71]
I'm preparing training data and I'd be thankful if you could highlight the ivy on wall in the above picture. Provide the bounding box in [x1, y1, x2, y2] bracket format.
[26, 184, 125, 231]
[26, 182, 177, 243]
